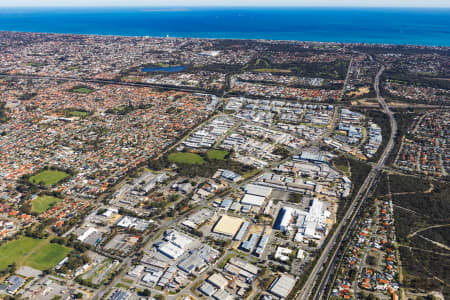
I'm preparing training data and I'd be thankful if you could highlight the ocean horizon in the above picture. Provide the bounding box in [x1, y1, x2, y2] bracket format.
[0, 7, 449, 46]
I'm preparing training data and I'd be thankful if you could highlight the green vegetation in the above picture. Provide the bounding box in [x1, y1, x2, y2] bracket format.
[115, 283, 131, 289]
[287, 193, 303, 204]
[155, 63, 171, 67]
[18, 92, 37, 101]
[140, 62, 181, 69]
[121, 76, 142, 82]
[29, 170, 70, 186]
[375, 173, 431, 197]
[421, 226, 450, 248]
[391, 179, 449, 244]
[333, 159, 350, 175]
[168, 152, 205, 165]
[149, 151, 255, 178]
[104, 102, 155, 115]
[331, 156, 371, 221]
[62, 108, 91, 117]
[255, 58, 269, 67]
[27, 62, 44, 67]
[69, 85, 94, 94]
[31, 195, 63, 213]
[206, 150, 229, 160]
[137, 289, 151, 297]
[366, 253, 378, 266]
[0, 102, 8, 123]
[272, 146, 291, 159]
[375, 173, 450, 298]
[55, 245, 89, 274]
[246, 58, 349, 80]
[383, 67, 450, 91]
[399, 246, 449, 297]
[67, 110, 89, 117]
[73, 87, 92, 93]
[122, 278, 134, 284]
[217, 253, 237, 269]
[0, 237, 71, 271]
[253, 68, 291, 73]
[343, 86, 374, 100]
[387, 110, 420, 166]
[190, 63, 244, 74]
[65, 65, 79, 71]
[28, 243, 71, 270]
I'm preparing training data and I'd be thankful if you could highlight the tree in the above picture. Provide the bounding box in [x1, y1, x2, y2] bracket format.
[288, 193, 303, 204]
[366, 255, 376, 266]
[363, 294, 378, 300]
[139, 289, 151, 297]
[308, 240, 318, 247]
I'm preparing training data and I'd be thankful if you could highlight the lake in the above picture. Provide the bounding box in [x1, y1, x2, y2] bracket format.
[141, 66, 186, 72]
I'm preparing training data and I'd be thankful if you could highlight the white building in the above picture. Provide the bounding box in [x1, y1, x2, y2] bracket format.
[240, 194, 265, 207]
[274, 198, 329, 240]
[269, 274, 296, 298]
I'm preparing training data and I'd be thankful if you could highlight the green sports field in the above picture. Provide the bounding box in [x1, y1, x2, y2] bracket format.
[66, 110, 90, 117]
[0, 237, 71, 271]
[207, 150, 229, 160]
[29, 170, 70, 186]
[71, 87, 94, 94]
[168, 152, 205, 165]
[31, 195, 63, 213]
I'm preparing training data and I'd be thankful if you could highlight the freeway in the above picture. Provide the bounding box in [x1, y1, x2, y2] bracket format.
[339, 57, 353, 100]
[0, 73, 223, 96]
[296, 64, 397, 300]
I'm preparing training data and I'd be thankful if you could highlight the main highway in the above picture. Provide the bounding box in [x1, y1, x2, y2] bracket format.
[0, 73, 222, 96]
[296, 64, 397, 300]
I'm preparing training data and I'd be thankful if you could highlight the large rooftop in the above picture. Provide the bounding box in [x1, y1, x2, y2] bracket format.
[213, 215, 244, 237]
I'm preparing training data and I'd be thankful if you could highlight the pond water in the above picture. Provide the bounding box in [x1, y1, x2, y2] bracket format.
[141, 66, 185, 72]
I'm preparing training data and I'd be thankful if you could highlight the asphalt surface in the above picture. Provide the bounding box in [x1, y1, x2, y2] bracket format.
[0, 73, 221, 96]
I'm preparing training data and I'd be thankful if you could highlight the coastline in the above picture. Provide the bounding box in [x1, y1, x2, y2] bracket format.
[0, 7, 449, 47]
[1, 29, 449, 48]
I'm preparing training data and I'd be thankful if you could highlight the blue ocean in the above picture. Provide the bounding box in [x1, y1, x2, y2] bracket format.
[0, 7, 449, 46]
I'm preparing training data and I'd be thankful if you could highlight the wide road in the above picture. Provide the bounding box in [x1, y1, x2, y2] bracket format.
[296, 64, 397, 300]
[0, 73, 222, 96]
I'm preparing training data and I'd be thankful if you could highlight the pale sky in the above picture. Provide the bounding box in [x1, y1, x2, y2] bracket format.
[1, 0, 449, 8]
